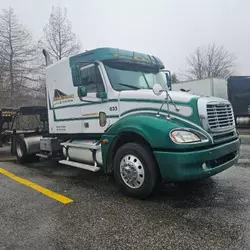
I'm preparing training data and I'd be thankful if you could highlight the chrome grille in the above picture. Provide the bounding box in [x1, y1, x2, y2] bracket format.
[206, 103, 234, 130]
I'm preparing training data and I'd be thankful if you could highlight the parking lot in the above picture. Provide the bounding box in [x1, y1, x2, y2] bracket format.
[0, 137, 250, 250]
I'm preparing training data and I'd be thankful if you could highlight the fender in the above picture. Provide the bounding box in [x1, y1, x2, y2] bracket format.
[104, 112, 212, 151]
[21, 135, 42, 154]
[100, 113, 212, 173]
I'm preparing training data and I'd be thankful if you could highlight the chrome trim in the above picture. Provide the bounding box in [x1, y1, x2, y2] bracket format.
[198, 97, 235, 133]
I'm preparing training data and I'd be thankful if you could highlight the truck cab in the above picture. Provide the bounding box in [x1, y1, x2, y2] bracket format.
[14, 47, 241, 199]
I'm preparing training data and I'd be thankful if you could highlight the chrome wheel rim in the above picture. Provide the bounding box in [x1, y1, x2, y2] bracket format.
[120, 154, 145, 189]
[16, 141, 23, 158]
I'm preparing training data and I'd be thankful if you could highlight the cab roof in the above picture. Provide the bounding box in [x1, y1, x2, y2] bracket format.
[69, 47, 165, 69]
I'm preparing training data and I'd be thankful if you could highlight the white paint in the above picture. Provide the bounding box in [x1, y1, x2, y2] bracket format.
[119, 89, 197, 103]
[118, 91, 193, 117]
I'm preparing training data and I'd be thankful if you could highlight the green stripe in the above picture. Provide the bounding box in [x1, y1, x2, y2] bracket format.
[47, 93, 197, 122]
[52, 100, 107, 109]
[121, 107, 172, 117]
[47, 91, 119, 121]
[53, 108, 175, 122]
[120, 107, 191, 118]
[52, 114, 119, 122]
[48, 97, 195, 110]
[119, 98, 192, 106]
[50, 99, 116, 110]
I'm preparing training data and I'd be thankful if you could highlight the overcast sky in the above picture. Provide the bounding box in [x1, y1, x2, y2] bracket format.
[0, 0, 249, 79]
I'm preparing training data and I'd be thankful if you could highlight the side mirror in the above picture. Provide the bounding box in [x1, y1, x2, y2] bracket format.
[96, 92, 107, 99]
[152, 84, 163, 96]
[78, 86, 87, 98]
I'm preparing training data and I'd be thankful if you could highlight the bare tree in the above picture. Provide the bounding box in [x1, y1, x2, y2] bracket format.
[171, 73, 180, 83]
[0, 53, 7, 87]
[0, 7, 39, 106]
[41, 6, 81, 61]
[185, 43, 236, 80]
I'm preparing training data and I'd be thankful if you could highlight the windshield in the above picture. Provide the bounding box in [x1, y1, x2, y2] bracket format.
[104, 62, 167, 91]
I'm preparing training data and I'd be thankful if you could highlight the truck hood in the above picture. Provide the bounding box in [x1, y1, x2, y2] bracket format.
[118, 89, 199, 104]
[115, 89, 235, 145]
[118, 89, 200, 124]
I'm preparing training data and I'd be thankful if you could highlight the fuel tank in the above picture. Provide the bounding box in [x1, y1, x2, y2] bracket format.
[62, 140, 103, 166]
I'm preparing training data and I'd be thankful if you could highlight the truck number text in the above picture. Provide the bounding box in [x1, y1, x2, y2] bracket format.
[109, 106, 118, 111]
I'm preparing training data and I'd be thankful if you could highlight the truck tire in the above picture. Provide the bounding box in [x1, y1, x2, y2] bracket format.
[16, 139, 38, 163]
[113, 142, 160, 199]
[16, 139, 28, 163]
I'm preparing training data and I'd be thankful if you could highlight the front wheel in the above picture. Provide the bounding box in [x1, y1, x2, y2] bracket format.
[113, 142, 161, 199]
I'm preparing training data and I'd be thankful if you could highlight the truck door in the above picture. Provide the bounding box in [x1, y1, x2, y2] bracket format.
[79, 63, 110, 134]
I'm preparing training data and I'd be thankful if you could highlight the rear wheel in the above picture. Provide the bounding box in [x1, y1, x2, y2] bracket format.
[16, 139, 28, 163]
[16, 139, 38, 163]
[113, 142, 161, 199]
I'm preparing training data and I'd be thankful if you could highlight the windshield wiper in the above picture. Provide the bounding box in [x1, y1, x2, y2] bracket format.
[118, 83, 140, 90]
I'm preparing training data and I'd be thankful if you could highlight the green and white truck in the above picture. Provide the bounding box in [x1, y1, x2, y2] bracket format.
[14, 47, 241, 198]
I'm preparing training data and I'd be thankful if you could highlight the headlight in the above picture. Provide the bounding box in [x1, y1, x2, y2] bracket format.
[170, 130, 201, 143]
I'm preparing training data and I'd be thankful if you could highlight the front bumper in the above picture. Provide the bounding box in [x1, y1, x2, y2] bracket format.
[154, 138, 241, 182]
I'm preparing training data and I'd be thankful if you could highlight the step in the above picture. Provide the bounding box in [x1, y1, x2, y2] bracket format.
[59, 160, 100, 172]
[36, 153, 50, 159]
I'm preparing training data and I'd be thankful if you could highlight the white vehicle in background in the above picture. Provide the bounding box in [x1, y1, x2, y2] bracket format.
[171, 77, 228, 100]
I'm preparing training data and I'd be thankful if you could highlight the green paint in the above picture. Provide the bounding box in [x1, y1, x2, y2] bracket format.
[101, 112, 239, 179]
[52, 100, 106, 109]
[105, 113, 211, 151]
[78, 86, 87, 97]
[69, 47, 164, 69]
[100, 134, 116, 173]
[69, 48, 165, 87]
[154, 138, 240, 182]
[96, 92, 108, 99]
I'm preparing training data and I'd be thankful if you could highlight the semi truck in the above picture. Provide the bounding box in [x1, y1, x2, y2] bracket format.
[12, 47, 240, 198]
[227, 76, 250, 127]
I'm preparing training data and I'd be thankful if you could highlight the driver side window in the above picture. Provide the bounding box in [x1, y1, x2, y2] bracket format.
[80, 65, 105, 93]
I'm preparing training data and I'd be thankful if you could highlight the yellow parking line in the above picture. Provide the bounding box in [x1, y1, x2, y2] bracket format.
[0, 168, 73, 204]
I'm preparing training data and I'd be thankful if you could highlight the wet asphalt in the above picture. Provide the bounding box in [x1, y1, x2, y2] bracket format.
[0, 139, 250, 250]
